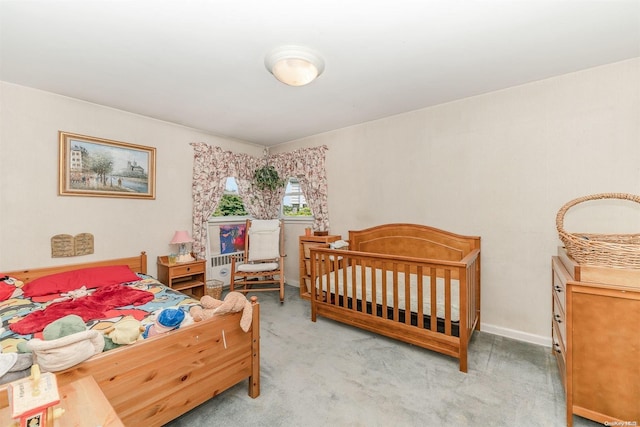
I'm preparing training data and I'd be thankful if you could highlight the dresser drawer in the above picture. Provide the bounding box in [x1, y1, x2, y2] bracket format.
[171, 262, 205, 277]
[552, 272, 566, 313]
[552, 293, 566, 347]
[552, 320, 566, 390]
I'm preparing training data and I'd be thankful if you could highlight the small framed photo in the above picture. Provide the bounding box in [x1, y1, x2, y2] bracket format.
[58, 131, 156, 199]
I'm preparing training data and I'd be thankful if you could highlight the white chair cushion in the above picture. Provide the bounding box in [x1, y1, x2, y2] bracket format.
[248, 222, 280, 261]
[250, 219, 281, 232]
[237, 262, 280, 273]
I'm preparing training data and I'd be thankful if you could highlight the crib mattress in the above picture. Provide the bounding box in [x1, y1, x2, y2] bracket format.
[316, 265, 460, 322]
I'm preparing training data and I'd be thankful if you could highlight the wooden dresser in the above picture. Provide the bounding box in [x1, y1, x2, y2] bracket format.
[298, 234, 341, 299]
[552, 248, 640, 427]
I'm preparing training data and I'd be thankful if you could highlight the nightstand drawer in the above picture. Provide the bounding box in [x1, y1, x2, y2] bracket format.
[172, 262, 205, 277]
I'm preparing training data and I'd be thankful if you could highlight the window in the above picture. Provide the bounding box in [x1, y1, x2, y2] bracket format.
[282, 178, 312, 217]
[211, 177, 312, 219]
[212, 177, 248, 217]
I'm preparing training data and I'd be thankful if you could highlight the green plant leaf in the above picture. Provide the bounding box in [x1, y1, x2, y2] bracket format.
[253, 165, 286, 191]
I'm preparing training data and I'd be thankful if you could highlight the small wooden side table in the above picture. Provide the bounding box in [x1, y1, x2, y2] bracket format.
[299, 234, 341, 299]
[0, 375, 123, 427]
[157, 256, 207, 298]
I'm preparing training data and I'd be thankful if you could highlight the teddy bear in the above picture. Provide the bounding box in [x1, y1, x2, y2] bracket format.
[189, 291, 252, 332]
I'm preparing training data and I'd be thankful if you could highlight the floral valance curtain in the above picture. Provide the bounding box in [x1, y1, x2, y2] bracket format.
[190, 143, 329, 259]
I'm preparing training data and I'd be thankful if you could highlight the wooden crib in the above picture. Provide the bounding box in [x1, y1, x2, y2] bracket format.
[310, 223, 481, 372]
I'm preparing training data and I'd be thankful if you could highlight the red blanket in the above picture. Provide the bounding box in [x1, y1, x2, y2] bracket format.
[10, 284, 154, 335]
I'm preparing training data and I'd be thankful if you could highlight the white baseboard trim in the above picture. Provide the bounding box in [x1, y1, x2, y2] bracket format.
[480, 323, 551, 348]
[287, 279, 301, 288]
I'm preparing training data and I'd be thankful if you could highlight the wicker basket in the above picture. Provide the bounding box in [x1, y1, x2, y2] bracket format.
[556, 193, 640, 269]
[205, 279, 223, 300]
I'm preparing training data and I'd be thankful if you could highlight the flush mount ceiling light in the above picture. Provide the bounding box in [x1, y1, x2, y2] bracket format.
[265, 45, 325, 87]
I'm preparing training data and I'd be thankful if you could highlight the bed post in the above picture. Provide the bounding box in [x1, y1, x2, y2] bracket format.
[139, 251, 148, 275]
[248, 296, 260, 398]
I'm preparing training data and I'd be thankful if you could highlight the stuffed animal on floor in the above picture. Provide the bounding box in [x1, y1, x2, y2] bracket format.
[189, 292, 252, 333]
[142, 308, 186, 338]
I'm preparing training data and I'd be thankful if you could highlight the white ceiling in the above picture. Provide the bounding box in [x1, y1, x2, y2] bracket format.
[1, 1, 639, 146]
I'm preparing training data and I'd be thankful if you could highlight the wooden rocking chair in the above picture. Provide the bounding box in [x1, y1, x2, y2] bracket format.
[230, 219, 285, 303]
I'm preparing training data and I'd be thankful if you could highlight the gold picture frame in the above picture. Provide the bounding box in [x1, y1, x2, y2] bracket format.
[59, 131, 156, 199]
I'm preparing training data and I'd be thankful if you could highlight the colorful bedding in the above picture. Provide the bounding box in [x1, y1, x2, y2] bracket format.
[0, 274, 198, 353]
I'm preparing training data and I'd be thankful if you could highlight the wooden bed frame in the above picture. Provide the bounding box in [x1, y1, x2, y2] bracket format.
[310, 224, 480, 372]
[0, 252, 260, 426]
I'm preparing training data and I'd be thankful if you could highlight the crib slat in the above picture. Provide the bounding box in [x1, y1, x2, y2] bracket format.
[371, 259, 378, 317]
[416, 265, 424, 328]
[430, 269, 437, 331]
[341, 257, 348, 307]
[392, 263, 399, 321]
[444, 269, 451, 336]
[404, 263, 411, 325]
[350, 260, 357, 312]
[360, 259, 367, 313]
[381, 262, 388, 319]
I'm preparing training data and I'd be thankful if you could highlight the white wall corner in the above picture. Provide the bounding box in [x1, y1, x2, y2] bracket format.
[480, 322, 551, 347]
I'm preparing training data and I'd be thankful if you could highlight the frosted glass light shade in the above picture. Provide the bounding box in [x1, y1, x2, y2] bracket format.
[265, 46, 324, 87]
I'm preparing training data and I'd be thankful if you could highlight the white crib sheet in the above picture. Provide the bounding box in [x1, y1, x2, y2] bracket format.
[316, 265, 460, 322]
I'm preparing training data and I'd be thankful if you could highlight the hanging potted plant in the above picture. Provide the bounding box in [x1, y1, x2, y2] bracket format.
[253, 164, 286, 191]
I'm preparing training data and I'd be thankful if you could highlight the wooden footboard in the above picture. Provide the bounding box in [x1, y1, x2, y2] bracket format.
[309, 224, 480, 372]
[0, 252, 261, 426]
[55, 299, 260, 425]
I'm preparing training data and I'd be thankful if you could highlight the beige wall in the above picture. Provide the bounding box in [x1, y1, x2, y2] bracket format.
[1, 58, 638, 346]
[273, 58, 640, 344]
[0, 82, 262, 277]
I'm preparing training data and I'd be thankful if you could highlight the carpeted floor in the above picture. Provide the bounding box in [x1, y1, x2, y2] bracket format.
[165, 285, 601, 427]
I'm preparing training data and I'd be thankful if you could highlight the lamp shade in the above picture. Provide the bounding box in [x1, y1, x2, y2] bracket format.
[170, 230, 193, 245]
[265, 45, 325, 87]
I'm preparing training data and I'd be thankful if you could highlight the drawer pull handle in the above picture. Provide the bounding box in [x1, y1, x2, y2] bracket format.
[554, 313, 562, 323]
[186, 267, 191, 272]
[554, 285, 562, 292]
[553, 342, 562, 354]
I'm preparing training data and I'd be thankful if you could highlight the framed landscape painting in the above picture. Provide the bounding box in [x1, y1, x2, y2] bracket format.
[58, 131, 156, 199]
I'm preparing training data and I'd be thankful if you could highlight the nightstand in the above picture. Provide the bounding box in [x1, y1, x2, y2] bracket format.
[157, 256, 206, 298]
